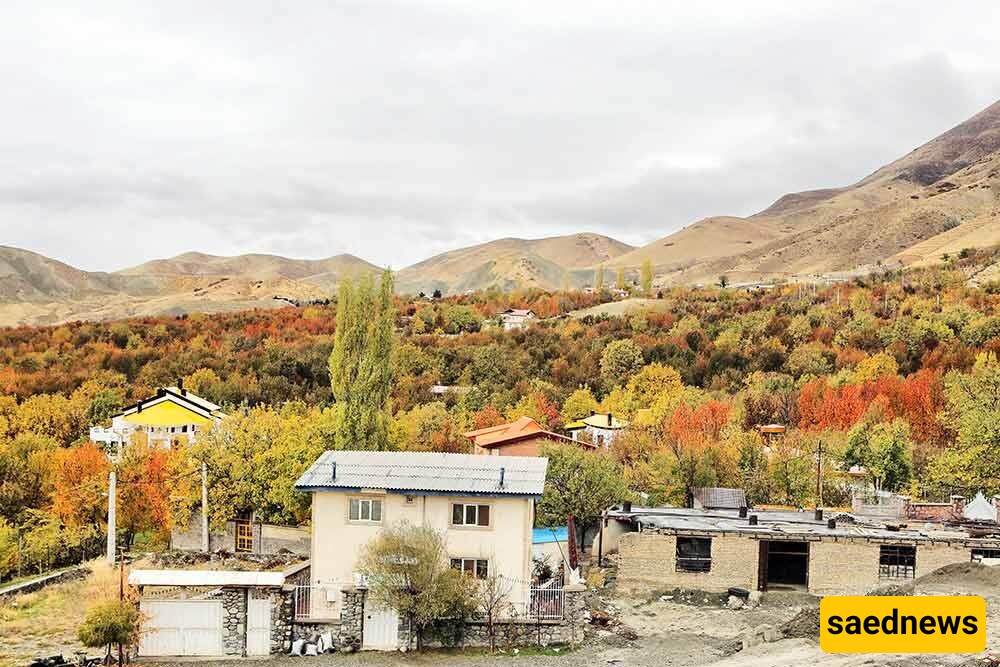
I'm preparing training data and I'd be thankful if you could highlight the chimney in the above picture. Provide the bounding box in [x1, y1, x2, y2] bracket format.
[951, 495, 966, 518]
[827, 518, 836, 529]
[136, 401, 143, 413]
[330, 462, 337, 481]
[739, 506, 748, 518]
[589, 410, 596, 416]
[622, 500, 632, 513]
[156, 388, 165, 398]
[607, 412, 613, 427]
[499, 467, 506, 488]
[748, 514, 758, 526]
[814, 508, 824, 521]
[177, 377, 186, 395]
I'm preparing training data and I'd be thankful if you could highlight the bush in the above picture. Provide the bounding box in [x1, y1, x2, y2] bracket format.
[77, 599, 140, 648]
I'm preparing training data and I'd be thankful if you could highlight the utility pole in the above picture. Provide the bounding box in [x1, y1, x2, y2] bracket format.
[106, 469, 117, 562]
[201, 462, 210, 552]
[815, 440, 824, 508]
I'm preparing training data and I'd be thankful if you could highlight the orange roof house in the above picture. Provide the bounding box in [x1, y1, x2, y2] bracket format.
[464, 416, 590, 457]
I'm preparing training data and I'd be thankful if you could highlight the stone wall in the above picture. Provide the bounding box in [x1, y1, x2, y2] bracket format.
[221, 588, 247, 655]
[401, 589, 589, 650]
[289, 587, 364, 650]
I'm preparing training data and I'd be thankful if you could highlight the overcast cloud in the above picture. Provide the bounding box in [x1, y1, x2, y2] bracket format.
[1, 1, 999, 271]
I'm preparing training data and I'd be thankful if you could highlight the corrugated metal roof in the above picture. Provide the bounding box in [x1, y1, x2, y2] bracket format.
[691, 487, 747, 509]
[295, 451, 548, 497]
[606, 505, 1000, 545]
[129, 569, 285, 587]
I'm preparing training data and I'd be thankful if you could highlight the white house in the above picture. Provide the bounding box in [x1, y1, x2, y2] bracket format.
[566, 412, 629, 448]
[499, 308, 537, 330]
[293, 450, 548, 647]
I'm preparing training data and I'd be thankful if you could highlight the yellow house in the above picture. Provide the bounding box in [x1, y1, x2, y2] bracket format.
[90, 380, 225, 452]
[294, 451, 548, 628]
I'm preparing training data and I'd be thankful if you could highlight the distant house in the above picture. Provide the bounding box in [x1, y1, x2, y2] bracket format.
[532, 526, 569, 572]
[565, 412, 629, 448]
[499, 308, 536, 330]
[690, 487, 747, 510]
[464, 416, 588, 457]
[89, 380, 225, 452]
[428, 384, 472, 397]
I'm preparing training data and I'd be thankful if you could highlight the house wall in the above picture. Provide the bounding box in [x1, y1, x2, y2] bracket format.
[593, 518, 634, 555]
[308, 491, 535, 619]
[619, 531, 980, 595]
[617, 533, 759, 593]
[480, 435, 564, 457]
[170, 510, 310, 556]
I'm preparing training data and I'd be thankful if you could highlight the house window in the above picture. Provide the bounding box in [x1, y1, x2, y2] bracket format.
[879, 545, 916, 579]
[451, 503, 490, 527]
[676, 537, 712, 572]
[451, 558, 489, 579]
[349, 498, 383, 523]
[971, 548, 1000, 562]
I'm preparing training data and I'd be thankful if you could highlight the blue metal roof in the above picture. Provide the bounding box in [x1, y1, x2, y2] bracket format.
[532, 526, 568, 544]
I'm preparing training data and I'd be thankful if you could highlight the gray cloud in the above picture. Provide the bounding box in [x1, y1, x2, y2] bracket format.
[1, 0, 999, 270]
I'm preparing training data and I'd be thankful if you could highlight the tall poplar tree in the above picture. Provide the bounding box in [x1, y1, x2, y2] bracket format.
[329, 269, 395, 450]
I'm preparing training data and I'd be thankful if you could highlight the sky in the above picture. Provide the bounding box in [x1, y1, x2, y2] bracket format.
[2, 1, 999, 272]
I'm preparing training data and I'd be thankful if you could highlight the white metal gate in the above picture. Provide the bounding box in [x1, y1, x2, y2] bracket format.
[362, 605, 399, 650]
[247, 597, 272, 655]
[139, 600, 224, 656]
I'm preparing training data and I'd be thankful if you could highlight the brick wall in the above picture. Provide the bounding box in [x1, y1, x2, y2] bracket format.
[619, 531, 980, 595]
[617, 533, 758, 592]
[808, 540, 879, 594]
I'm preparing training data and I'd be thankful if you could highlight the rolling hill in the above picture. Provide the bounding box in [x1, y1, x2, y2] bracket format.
[394, 233, 635, 294]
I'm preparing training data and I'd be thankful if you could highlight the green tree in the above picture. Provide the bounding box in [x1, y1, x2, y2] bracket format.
[562, 387, 599, 421]
[600, 339, 644, 388]
[615, 266, 626, 290]
[594, 264, 605, 291]
[640, 259, 653, 294]
[77, 599, 140, 662]
[329, 270, 395, 450]
[358, 523, 476, 650]
[537, 444, 628, 569]
[843, 419, 913, 493]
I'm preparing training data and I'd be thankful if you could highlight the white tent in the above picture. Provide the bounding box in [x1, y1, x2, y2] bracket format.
[964, 492, 997, 522]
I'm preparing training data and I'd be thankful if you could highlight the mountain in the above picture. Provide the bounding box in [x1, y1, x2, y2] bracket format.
[0, 249, 382, 327]
[610, 99, 1000, 286]
[395, 233, 634, 294]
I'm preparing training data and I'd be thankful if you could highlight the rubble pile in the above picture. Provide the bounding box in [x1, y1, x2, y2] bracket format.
[148, 549, 305, 571]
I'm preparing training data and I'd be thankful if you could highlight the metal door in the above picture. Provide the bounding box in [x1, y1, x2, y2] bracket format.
[247, 597, 272, 655]
[362, 605, 399, 650]
[139, 600, 224, 656]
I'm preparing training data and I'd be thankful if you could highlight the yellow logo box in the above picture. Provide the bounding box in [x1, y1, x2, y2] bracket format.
[820, 596, 986, 653]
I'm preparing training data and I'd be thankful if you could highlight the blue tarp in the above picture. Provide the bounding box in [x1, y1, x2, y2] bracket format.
[532, 526, 568, 544]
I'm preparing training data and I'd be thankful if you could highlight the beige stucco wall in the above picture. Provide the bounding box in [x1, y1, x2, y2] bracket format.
[619, 532, 979, 596]
[308, 491, 535, 619]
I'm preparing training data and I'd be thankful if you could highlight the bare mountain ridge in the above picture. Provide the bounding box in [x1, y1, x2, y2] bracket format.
[3, 100, 1000, 325]
[612, 99, 1000, 285]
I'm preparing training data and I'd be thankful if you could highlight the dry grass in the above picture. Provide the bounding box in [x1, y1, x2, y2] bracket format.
[0, 561, 123, 666]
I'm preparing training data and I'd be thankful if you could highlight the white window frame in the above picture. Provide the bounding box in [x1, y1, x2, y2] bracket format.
[451, 502, 491, 528]
[348, 497, 383, 524]
[450, 557, 489, 579]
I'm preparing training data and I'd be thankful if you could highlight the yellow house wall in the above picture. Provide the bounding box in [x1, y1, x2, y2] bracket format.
[308, 491, 534, 619]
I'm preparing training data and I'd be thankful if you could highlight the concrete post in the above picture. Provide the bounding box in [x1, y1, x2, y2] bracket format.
[106, 469, 117, 562]
[201, 462, 210, 552]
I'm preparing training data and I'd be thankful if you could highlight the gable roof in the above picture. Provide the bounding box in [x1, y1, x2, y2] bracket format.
[296, 450, 548, 497]
[117, 387, 226, 425]
[581, 413, 629, 429]
[464, 416, 582, 449]
[690, 487, 747, 510]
